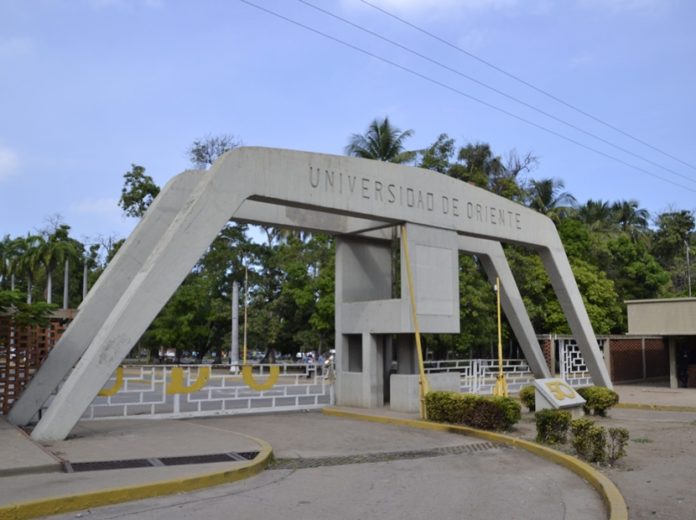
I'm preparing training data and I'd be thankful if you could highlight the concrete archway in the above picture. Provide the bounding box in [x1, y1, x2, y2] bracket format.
[10, 148, 610, 441]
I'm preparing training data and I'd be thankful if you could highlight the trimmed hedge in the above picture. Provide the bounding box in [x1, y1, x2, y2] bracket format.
[519, 385, 536, 412]
[577, 386, 619, 416]
[426, 391, 521, 430]
[570, 418, 607, 464]
[535, 409, 572, 444]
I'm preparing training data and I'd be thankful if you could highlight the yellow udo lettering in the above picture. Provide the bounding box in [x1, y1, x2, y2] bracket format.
[242, 365, 280, 391]
[545, 381, 576, 400]
[98, 366, 124, 397]
[166, 366, 211, 394]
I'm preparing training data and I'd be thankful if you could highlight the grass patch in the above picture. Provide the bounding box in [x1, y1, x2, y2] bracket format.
[631, 437, 653, 444]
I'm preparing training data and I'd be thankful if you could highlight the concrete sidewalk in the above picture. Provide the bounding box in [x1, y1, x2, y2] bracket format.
[614, 382, 696, 409]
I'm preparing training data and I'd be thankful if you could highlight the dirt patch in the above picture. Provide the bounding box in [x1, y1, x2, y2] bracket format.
[509, 408, 696, 520]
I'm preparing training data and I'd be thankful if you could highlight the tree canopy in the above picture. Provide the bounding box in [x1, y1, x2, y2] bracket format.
[5, 121, 693, 361]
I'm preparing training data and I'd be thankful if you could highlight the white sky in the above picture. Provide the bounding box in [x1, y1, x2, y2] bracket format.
[1, 0, 694, 244]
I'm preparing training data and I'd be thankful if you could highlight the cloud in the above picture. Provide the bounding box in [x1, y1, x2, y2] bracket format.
[457, 28, 488, 52]
[577, 0, 674, 13]
[0, 37, 34, 59]
[0, 147, 19, 181]
[71, 197, 120, 216]
[568, 51, 594, 69]
[341, 0, 517, 14]
[85, 0, 163, 10]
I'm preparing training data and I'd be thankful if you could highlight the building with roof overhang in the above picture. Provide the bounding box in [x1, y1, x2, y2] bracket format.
[626, 298, 696, 389]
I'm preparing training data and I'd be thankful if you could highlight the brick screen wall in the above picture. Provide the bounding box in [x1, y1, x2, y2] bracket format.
[0, 315, 69, 415]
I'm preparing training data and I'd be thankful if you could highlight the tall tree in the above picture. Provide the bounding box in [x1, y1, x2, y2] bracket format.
[526, 178, 576, 223]
[418, 133, 456, 174]
[38, 224, 78, 305]
[188, 134, 241, 169]
[119, 164, 160, 218]
[15, 235, 44, 304]
[652, 210, 695, 268]
[612, 199, 649, 238]
[345, 117, 415, 163]
[576, 199, 614, 232]
[449, 142, 503, 188]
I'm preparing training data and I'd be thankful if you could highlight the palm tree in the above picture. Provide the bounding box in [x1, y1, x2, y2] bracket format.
[612, 199, 649, 238]
[15, 235, 44, 304]
[345, 117, 415, 163]
[0, 235, 10, 289]
[39, 225, 78, 306]
[577, 199, 614, 232]
[526, 178, 576, 223]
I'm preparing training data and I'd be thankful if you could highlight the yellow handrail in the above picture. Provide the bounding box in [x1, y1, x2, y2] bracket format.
[493, 277, 508, 397]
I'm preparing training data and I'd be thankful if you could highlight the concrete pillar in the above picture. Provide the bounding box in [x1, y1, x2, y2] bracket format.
[474, 239, 550, 378]
[540, 245, 612, 388]
[362, 333, 383, 408]
[8, 169, 204, 427]
[669, 336, 678, 389]
[641, 337, 646, 381]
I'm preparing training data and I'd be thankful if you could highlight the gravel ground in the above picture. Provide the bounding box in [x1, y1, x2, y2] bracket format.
[511, 406, 696, 520]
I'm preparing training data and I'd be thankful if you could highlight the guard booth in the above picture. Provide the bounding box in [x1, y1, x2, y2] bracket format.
[335, 225, 461, 409]
[626, 298, 696, 388]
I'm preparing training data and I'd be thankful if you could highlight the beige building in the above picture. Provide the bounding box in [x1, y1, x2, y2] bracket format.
[626, 298, 696, 389]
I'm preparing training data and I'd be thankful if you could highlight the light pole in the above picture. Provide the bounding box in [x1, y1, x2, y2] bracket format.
[686, 240, 692, 297]
[230, 281, 239, 373]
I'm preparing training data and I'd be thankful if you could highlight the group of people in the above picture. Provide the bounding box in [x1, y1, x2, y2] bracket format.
[297, 351, 334, 378]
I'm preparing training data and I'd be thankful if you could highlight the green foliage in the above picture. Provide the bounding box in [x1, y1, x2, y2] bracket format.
[652, 210, 694, 268]
[0, 290, 57, 327]
[577, 386, 619, 416]
[418, 133, 455, 174]
[9, 125, 696, 373]
[608, 427, 630, 464]
[119, 164, 160, 218]
[535, 409, 571, 444]
[425, 391, 521, 430]
[607, 235, 670, 301]
[570, 418, 607, 464]
[489, 395, 522, 429]
[456, 255, 497, 354]
[519, 385, 536, 412]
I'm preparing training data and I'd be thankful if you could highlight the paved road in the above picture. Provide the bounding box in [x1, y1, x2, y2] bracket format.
[49, 413, 605, 520]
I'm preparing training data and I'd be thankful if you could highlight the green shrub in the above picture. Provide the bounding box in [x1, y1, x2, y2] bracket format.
[519, 385, 536, 412]
[425, 391, 478, 424]
[571, 418, 607, 464]
[491, 396, 522, 428]
[577, 386, 619, 416]
[608, 427, 630, 464]
[425, 391, 521, 430]
[535, 409, 571, 444]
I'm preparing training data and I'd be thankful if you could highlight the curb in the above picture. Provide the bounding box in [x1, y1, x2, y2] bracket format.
[0, 434, 273, 520]
[323, 408, 628, 520]
[616, 402, 696, 413]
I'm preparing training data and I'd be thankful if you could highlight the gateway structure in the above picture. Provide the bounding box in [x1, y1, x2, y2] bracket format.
[9, 147, 611, 441]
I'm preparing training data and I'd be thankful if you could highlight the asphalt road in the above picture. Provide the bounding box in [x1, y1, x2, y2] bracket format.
[49, 413, 605, 520]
